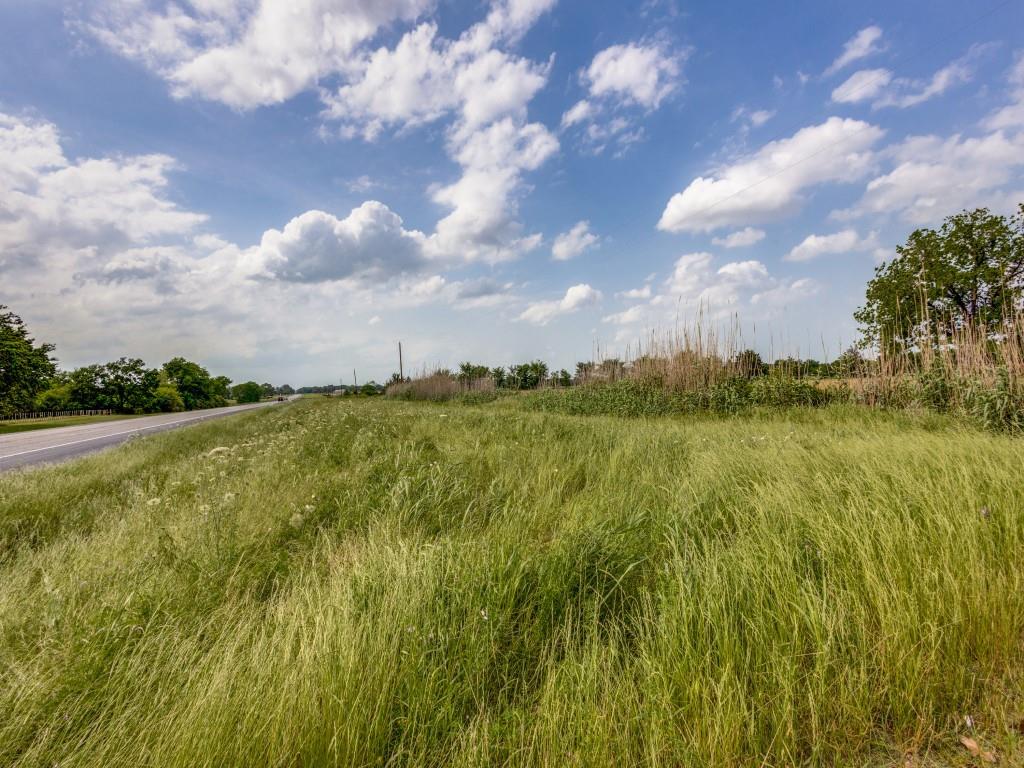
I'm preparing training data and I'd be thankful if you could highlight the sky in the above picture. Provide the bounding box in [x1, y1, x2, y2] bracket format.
[1, 0, 1023, 387]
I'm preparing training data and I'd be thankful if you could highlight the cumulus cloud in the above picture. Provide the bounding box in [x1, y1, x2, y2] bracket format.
[519, 283, 602, 324]
[426, 118, 558, 263]
[79, 0, 434, 109]
[561, 40, 685, 154]
[585, 41, 682, 109]
[711, 227, 765, 248]
[551, 220, 599, 260]
[654, 252, 817, 314]
[317, 2, 559, 263]
[837, 128, 1024, 224]
[784, 229, 876, 262]
[824, 26, 884, 77]
[253, 202, 427, 283]
[658, 117, 884, 233]
[79, 1, 560, 266]
[0, 112, 205, 270]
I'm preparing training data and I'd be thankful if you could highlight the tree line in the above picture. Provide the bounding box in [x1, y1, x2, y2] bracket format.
[389, 205, 1022, 390]
[0, 309, 293, 417]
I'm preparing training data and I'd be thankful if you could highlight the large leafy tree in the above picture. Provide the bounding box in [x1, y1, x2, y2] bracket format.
[0, 306, 57, 416]
[163, 357, 228, 410]
[231, 381, 263, 403]
[855, 205, 1024, 349]
[100, 358, 160, 413]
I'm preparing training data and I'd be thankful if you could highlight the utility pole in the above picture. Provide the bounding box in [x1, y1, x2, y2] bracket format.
[353, 368, 357, 388]
[398, 341, 404, 381]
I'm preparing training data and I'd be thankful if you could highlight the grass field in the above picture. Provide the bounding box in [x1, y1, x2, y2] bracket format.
[1, 397, 1022, 766]
[0, 413, 143, 435]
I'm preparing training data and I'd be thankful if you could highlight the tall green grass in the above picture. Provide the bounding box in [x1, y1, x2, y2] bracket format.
[1, 399, 1022, 766]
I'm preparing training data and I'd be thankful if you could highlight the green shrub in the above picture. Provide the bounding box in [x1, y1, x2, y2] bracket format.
[961, 368, 1024, 432]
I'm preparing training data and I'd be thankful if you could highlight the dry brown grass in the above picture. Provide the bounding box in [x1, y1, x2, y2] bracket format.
[386, 372, 495, 401]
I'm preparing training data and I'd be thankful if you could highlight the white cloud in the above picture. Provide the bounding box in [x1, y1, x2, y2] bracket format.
[80, 0, 435, 109]
[519, 283, 602, 324]
[984, 51, 1024, 130]
[317, 4, 559, 264]
[824, 26, 884, 77]
[652, 252, 817, 315]
[344, 175, 382, 193]
[838, 129, 1024, 224]
[874, 45, 989, 109]
[711, 227, 765, 248]
[618, 285, 652, 299]
[426, 118, 558, 263]
[750, 277, 819, 305]
[562, 40, 685, 154]
[658, 117, 884, 233]
[831, 68, 893, 103]
[585, 41, 682, 109]
[561, 99, 594, 128]
[833, 46, 991, 110]
[551, 220, 599, 260]
[324, 19, 550, 138]
[253, 202, 427, 283]
[731, 106, 775, 128]
[784, 229, 875, 262]
[602, 305, 645, 325]
[0, 112, 205, 270]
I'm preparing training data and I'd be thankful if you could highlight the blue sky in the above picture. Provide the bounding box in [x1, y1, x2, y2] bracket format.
[2, 0, 1023, 386]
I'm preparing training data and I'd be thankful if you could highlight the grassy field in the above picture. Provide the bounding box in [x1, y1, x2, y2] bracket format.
[0, 413, 143, 435]
[1, 397, 1022, 766]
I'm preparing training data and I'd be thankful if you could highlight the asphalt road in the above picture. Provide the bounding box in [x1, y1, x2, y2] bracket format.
[0, 399, 293, 472]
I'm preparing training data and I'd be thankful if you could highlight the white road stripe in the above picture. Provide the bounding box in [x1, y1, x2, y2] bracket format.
[0, 404, 272, 460]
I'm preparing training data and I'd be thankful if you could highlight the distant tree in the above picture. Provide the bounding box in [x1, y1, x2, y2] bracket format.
[260, 382, 276, 399]
[550, 369, 572, 387]
[388, 373, 409, 385]
[163, 357, 227, 410]
[277, 384, 295, 395]
[211, 375, 232, 401]
[490, 367, 507, 388]
[457, 362, 491, 383]
[833, 346, 866, 378]
[100, 358, 160, 413]
[855, 205, 1024, 350]
[359, 382, 380, 396]
[732, 349, 767, 378]
[574, 361, 594, 384]
[231, 381, 263, 403]
[508, 360, 548, 390]
[0, 305, 57, 416]
[67, 365, 105, 409]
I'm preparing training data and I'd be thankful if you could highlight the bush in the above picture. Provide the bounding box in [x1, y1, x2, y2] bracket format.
[152, 384, 185, 413]
[34, 384, 72, 412]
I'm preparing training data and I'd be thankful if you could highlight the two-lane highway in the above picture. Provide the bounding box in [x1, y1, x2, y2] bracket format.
[0, 399, 293, 472]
